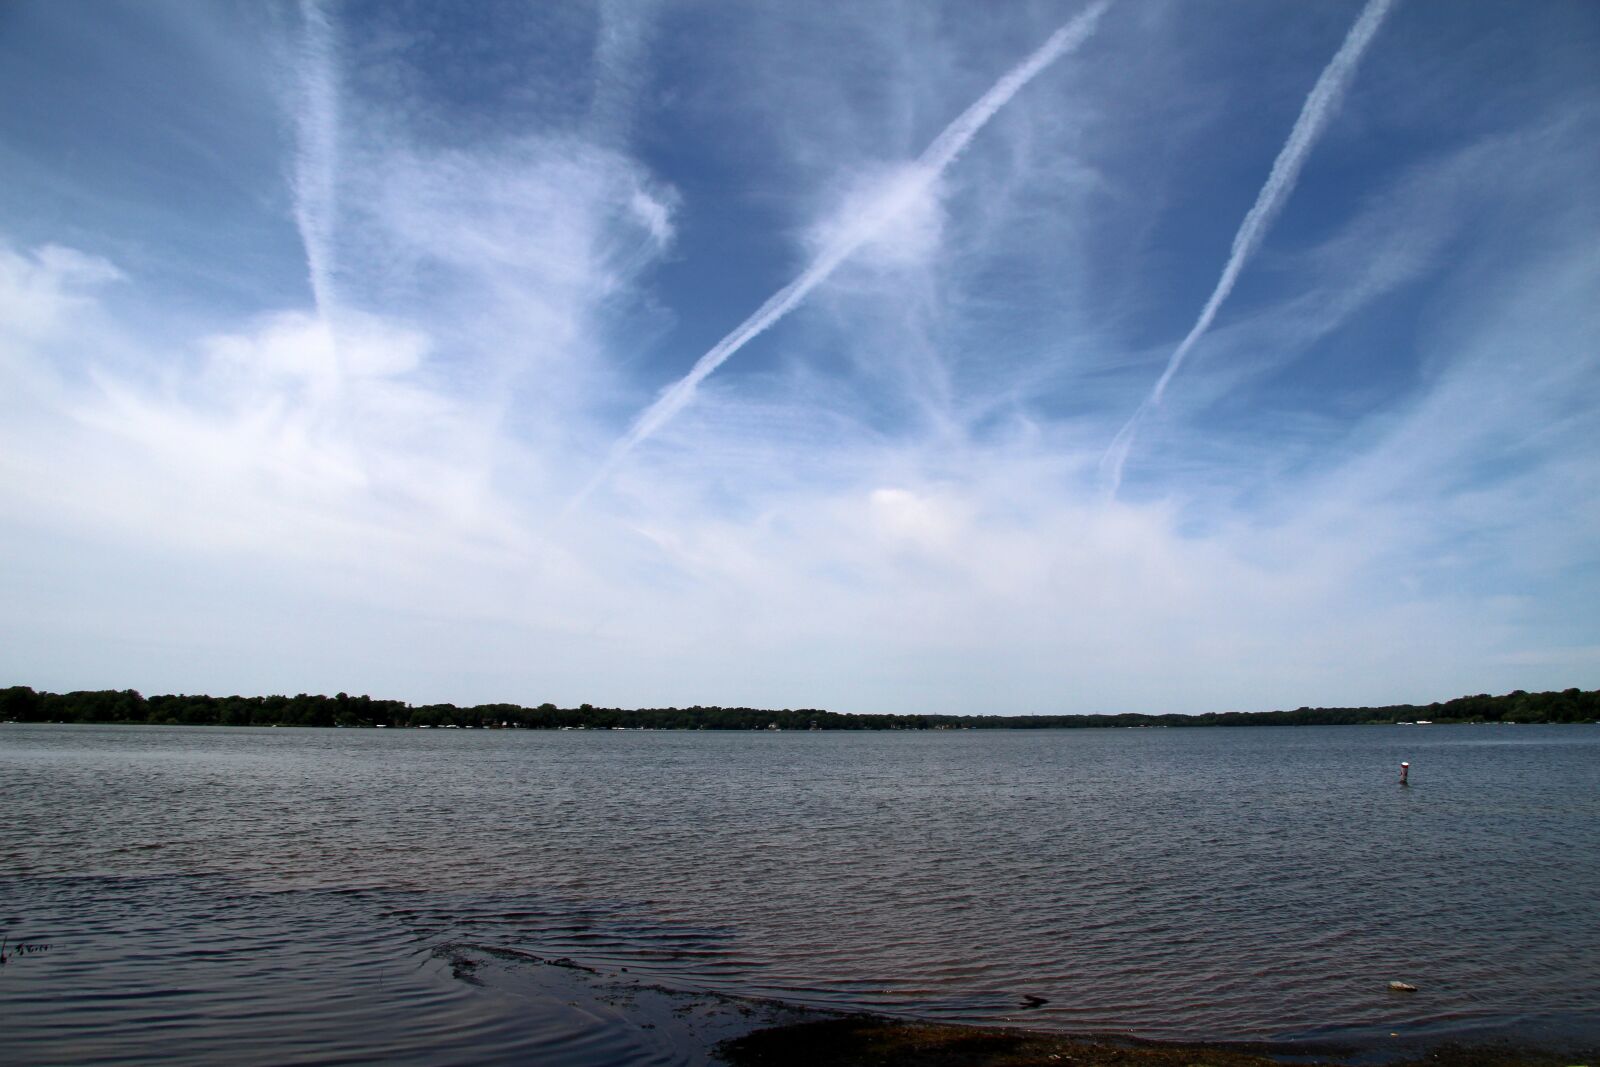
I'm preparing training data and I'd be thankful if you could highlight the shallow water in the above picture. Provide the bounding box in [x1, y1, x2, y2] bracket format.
[3, 723, 1597, 1063]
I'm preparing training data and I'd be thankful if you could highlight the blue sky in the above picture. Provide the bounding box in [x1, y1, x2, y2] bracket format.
[1, 0, 1596, 714]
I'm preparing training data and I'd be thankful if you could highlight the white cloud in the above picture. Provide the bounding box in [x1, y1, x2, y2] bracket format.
[0, 244, 123, 347]
[809, 165, 948, 272]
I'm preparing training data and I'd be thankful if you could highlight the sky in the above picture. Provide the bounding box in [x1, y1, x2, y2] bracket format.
[1, 0, 1597, 715]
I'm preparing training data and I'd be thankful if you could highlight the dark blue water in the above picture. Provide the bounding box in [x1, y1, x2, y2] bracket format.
[2, 723, 1597, 1064]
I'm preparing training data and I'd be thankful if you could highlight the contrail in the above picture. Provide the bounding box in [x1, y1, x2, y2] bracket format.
[293, 0, 340, 323]
[1101, 0, 1397, 496]
[572, 0, 1112, 507]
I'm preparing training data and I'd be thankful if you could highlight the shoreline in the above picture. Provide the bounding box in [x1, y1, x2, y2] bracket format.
[450, 944, 1596, 1067]
[716, 1016, 1596, 1067]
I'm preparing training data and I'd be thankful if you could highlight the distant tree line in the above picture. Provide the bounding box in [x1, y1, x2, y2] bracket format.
[1, 686, 1595, 730]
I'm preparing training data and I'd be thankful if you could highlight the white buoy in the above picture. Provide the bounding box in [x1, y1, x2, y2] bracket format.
[1399, 761, 1410, 786]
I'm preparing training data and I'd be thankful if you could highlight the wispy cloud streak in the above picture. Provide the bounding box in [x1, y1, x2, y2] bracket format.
[292, 0, 340, 325]
[573, 0, 1112, 507]
[1101, 0, 1397, 495]
[588, 0, 658, 144]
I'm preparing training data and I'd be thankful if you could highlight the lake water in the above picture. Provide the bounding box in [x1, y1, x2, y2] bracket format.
[2, 723, 1597, 1064]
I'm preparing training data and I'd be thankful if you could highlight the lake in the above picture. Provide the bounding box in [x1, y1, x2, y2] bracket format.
[2, 723, 1597, 1064]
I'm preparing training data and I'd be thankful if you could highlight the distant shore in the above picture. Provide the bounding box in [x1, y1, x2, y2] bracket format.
[2, 684, 1596, 731]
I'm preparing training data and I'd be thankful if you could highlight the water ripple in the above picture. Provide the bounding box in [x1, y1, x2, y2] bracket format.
[3, 723, 1598, 1063]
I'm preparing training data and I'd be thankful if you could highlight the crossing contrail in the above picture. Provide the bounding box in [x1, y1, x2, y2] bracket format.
[1101, 0, 1398, 496]
[572, 0, 1113, 508]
